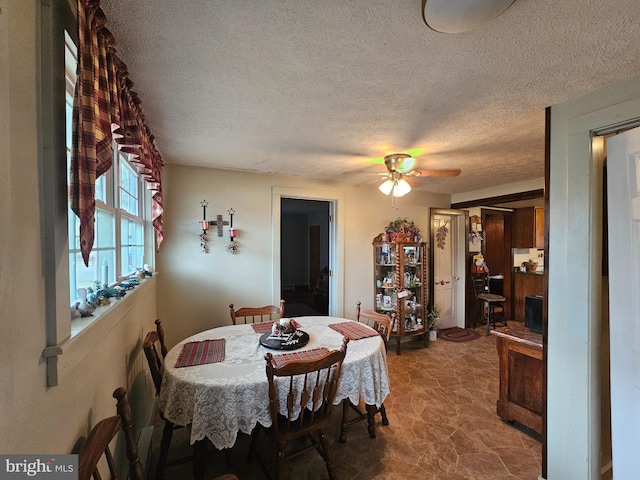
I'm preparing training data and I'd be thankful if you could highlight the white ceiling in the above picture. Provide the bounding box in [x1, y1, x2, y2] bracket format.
[100, 0, 640, 195]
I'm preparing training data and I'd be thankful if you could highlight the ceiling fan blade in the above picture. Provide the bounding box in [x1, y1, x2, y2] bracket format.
[414, 169, 461, 177]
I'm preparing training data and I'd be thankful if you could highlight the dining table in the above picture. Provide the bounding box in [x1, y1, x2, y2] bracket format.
[157, 315, 390, 454]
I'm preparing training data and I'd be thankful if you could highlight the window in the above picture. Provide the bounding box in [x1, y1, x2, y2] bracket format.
[65, 34, 149, 304]
[119, 156, 145, 275]
[41, 0, 160, 387]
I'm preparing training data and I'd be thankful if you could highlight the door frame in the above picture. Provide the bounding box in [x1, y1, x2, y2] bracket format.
[548, 88, 640, 479]
[271, 187, 345, 318]
[429, 208, 469, 329]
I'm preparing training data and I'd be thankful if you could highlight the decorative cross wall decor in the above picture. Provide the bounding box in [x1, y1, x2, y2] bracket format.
[209, 215, 229, 237]
[198, 200, 239, 253]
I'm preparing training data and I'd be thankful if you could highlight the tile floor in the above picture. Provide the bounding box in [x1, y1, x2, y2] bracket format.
[149, 323, 542, 480]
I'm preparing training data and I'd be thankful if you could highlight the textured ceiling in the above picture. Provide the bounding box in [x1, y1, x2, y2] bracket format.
[100, 0, 640, 195]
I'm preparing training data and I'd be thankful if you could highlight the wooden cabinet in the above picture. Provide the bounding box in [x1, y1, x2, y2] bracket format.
[492, 326, 543, 435]
[513, 207, 544, 248]
[373, 240, 428, 355]
[512, 272, 544, 322]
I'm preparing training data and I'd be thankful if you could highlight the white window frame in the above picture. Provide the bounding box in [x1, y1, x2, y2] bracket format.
[117, 151, 147, 278]
[41, 0, 154, 387]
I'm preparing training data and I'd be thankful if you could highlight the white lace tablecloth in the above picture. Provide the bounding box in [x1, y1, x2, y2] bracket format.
[158, 316, 390, 449]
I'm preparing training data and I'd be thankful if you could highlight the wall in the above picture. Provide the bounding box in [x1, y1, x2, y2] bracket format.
[451, 177, 544, 205]
[156, 164, 450, 349]
[0, 1, 157, 455]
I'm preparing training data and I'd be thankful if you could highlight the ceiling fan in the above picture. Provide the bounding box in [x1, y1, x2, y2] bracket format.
[378, 153, 461, 202]
[377, 153, 461, 208]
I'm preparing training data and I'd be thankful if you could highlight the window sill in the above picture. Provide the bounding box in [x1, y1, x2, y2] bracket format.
[42, 274, 157, 387]
[70, 284, 138, 338]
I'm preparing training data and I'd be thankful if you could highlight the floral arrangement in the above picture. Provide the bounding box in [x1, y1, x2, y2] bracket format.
[271, 318, 297, 336]
[427, 305, 441, 331]
[384, 217, 421, 242]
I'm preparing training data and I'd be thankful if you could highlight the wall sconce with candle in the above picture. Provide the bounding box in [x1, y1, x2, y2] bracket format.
[199, 200, 239, 254]
[226, 208, 239, 254]
[200, 199, 210, 252]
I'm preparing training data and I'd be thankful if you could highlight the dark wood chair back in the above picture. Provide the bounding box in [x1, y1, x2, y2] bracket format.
[470, 273, 488, 299]
[143, 319, 168, 395]
[355, 301, 395, 349]
[78, 387, 145, 480]
[229, 299, 285, 325]
[250, 337, 348, 479]
[265, 337, 348, 437]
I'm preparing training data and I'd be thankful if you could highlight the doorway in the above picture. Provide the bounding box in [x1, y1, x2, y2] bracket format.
[482, 209, 513, 319]
[600, 125, 640, 478]
[430, 208, 468, 329]
[271, 187, 344, 318]
[280, 198, 330, 316]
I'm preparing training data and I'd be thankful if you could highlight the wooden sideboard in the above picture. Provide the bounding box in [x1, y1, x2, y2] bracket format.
[491, 325, 543, 435]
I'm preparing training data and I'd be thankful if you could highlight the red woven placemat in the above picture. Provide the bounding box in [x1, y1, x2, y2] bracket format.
[175, 339, 225, 367]
[271, 347, 329, 368]
[329, 322, 378, 340]
[251, 319, 300, 334]
[251, 322, 274, 333]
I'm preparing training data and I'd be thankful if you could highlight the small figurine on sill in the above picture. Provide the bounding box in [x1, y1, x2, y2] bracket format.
[76, 287, 97, 317]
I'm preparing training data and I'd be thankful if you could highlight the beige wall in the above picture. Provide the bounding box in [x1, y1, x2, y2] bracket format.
[450, 177, 544, 205]
[156, 164, 451, 349]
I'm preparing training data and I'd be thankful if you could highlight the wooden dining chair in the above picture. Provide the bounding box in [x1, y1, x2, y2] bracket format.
[78, 387, 145, 480]
[143, 319, 235, 480]
[355, 301, 395, 348]
[339, 302, 394, 443]
[78, 386, 238, 480]
[471, 274, 507, 335]
[143, 319, 192, 480]
[248, 337, 349, 480]
[229, 299, 285, 325]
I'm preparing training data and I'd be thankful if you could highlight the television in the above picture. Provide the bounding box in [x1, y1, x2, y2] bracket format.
[525, 295, 543, 334]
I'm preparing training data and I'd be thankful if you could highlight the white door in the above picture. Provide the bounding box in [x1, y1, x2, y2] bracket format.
[606, 126, 640, 477]
[431, 210, 466, 329]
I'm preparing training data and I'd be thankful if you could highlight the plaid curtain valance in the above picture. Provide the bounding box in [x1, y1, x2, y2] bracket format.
[70, 0, 163, 266]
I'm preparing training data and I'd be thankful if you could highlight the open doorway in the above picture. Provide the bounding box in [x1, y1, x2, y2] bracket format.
[430, 208, 468, 329]
[482, 209, 513, 319]
[280, 198, 330, 316]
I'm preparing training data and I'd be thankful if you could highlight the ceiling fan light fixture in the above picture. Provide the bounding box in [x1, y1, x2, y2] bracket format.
[379, 179, 395, 195]
[394, 178, 412, 197]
